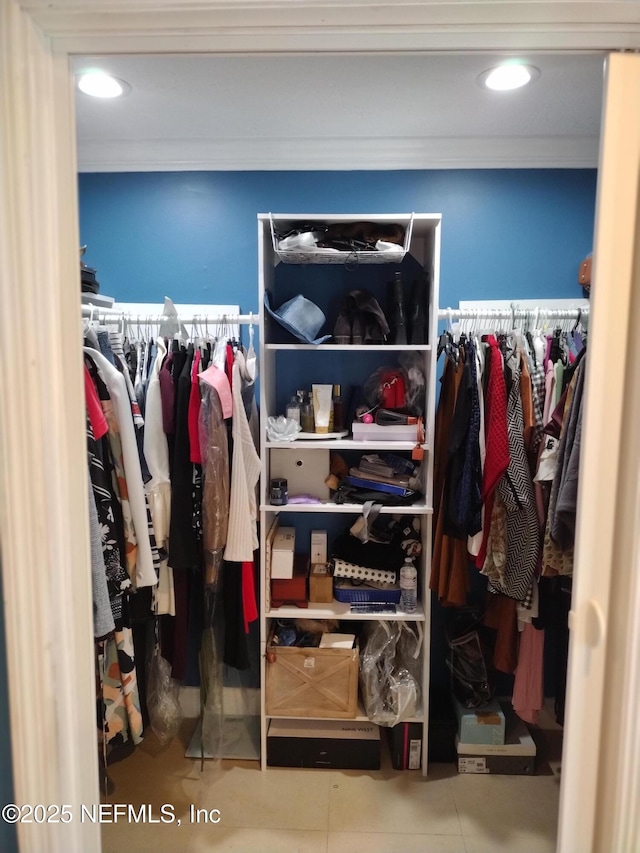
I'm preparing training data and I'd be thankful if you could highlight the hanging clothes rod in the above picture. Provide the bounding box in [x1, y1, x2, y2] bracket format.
[81, 305, 258, 325]
[437, 306, 589, 322]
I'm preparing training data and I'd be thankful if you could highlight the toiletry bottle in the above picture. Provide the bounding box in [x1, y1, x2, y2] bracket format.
[286, 394, 301, 425]
[332, 384, 344, 432]
[312, 384, 333, 434]
[301, 392, 315, 433]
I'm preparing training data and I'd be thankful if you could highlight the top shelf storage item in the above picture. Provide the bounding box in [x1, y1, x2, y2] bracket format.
[270, 213, 415, 265]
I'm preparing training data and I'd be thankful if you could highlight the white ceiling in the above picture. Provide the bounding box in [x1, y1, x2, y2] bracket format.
[73, 52, 605, 171]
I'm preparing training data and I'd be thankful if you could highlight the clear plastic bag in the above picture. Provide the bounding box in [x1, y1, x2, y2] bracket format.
[147, 644, 183, 745]
[398, 351, 426, 417]
[359, 621, 423, 726]
[362, 356, 425, 418]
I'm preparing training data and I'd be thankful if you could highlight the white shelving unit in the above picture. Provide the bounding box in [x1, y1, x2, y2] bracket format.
[258, 213, 441, 774]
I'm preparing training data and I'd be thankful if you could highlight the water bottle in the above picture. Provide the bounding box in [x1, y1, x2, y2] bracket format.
[400, 557, 418, 613]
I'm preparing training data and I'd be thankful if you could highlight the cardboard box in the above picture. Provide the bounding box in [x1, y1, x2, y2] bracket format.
[271, 526, 296, 579]
[309, 562, 333, 603]
[267, 718, 380, 769]
[311, 530, 327, 564]
[453, 696, 506, 745]
[271, 554, 309, 608]
[456, 715, 536, 775]
[388, 722, 423, 770]
[266, 636, 359, 718]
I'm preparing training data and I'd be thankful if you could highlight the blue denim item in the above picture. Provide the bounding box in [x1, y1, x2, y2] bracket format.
[97, 330, 117, 366]
[264, 292, 331, 345]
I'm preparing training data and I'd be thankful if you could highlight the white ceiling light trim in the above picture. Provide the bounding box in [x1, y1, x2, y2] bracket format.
[77, 71, 131, 98]
[478, 63, 540, 91]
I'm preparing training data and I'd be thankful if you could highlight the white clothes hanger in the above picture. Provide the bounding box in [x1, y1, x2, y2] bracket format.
[245, 311, 257, 381]
[212, 314, 228, 370]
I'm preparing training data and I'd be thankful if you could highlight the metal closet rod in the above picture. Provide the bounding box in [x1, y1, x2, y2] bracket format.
[437, 307, 589, 321]
[81, 305, 258, 325]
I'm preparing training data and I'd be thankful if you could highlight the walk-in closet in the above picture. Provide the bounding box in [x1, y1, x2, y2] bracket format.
[3, 6, 640, 853]
[74, 52, 597, 852]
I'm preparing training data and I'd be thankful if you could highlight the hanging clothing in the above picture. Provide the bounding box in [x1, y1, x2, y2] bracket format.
[442, 344, 482, 540]
[430, 353, 470, 607]
[224, 353, 261, 562]
[199, 372, 231, 586]
[542, 355, 587, 575]
[100, 628, 144, 747]
[84, 365, 108, 441]
[86, 414, 130, 627]
[143, 337, 171, 549]
[468, 341, 486, 557]
[88, 477, 116, 638]
[487, 355, 539, 602]
[85, 347, 158, 589]
[188, 350, 203, 465]
[143, 336, 175, 616]
[169, 345, 199, 569]
[475, 335, 510, 569]
[512, 622, 545, 725]
[551, 357, 587, 549]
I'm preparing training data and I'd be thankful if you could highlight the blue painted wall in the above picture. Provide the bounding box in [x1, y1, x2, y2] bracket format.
[77, 168, 596, 697]
[0, 171, 594, 818]
[78, 170, 596, 309]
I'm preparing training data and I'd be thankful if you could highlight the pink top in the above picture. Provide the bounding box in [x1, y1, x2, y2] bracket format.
[187, 350, 203, 464]
[198, 363, 233, 419]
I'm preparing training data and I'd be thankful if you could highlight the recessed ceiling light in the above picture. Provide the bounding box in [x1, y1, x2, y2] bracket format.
[76, 71, 131, 99]
[477, 63, 540, 91]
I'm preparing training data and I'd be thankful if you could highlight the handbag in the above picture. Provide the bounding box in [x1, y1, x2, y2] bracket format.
[578, 254, 592, 293]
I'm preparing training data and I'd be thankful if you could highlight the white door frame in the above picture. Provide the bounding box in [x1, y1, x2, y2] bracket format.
[558, 51, 640, 853]
[2, 3, 640, 851]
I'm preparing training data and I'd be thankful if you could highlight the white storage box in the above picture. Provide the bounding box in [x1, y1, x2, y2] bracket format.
[351, 422, 419, 442]
[271, 527, 296, 579]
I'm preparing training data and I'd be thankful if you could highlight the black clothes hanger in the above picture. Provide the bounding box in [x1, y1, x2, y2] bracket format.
[437, 330, 459, 367]
[549, 328, 563, 364]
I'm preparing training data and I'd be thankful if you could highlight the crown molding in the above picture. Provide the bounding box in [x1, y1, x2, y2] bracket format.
[21, 0, 640, 53]
[76, 134, 599, 172]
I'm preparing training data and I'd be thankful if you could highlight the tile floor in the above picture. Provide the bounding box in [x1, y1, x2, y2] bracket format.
[101, 718, 561, 853]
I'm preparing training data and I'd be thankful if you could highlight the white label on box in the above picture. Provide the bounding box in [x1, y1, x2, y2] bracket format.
[303, 657, 316, 668]
[408, 740, 421, 770]
[311, 530, 327, 564]
[459, 757, 489, 774]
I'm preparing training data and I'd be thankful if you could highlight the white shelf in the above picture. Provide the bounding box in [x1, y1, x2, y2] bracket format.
[266, 601, 426, 621]
[266, 343, 431, 352]
[265, 439, 428, 451]
[267, 709, 425, 724]
[261, 501, 432, 515]
[258, 212, 440, 776]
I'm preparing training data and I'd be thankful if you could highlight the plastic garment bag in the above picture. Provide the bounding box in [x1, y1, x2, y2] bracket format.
[196, 370, 230, 761]
[147, 642, 183, 746]
[198, 380, 230, 587]
[359, 620, 423, 726]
